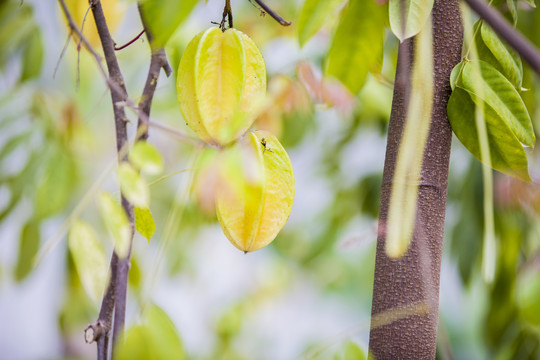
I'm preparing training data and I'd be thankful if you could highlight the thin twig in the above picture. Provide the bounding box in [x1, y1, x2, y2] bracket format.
[77, 5, 93, 88]
[249, 0, 291, 26]
[115, 29, 146, 51]
[463, 0, 540, 75]
[58, 0, 103, 68]
[53, 33, 72, 79]
[147, 120, 203, 145]
[57, 0, 126, 99]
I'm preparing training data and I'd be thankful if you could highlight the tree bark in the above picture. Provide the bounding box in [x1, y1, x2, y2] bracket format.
[368, 1, 463, 359]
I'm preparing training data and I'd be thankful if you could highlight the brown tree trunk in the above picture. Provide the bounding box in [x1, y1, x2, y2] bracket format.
[368, 1, 463, 359]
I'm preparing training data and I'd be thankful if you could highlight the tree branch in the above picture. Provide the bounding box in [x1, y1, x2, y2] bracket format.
[57, 2, 132, 357]
[136, 3, 173, 141]
[84, 252, 118, 360]
[88, 0, 135, 356]
[249, 0, 291, 26]
[463, 0, 540, 76]
[57, 0, 104, 76]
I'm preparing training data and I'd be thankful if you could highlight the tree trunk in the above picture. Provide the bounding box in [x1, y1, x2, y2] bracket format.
[368, 1, 463, 358]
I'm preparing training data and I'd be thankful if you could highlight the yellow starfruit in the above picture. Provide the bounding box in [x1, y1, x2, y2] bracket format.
[177, 27, 266, 146]
[216, 130, 294, 252]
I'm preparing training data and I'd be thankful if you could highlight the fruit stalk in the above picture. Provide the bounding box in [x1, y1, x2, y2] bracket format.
[250, 0, 291, 26]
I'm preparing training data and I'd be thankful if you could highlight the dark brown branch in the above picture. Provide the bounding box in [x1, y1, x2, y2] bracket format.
[115, 29, 146, 51]
[88, 0, 135, 357]
[249, 0, 291, 26]
[463, 0, 540, 76]
[83, 253, 118, 360]
[58, 2, 132, 357]
[136, 3, 173, 141]
[137, 4, 172, 77]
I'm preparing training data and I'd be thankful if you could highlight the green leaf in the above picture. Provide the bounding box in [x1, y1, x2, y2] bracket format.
[389, 0, 434, 41]
[325, 0, 386, 94]
[344, 341, 366, 360]
[68, 221, 108, 303]
[522, 0, 536, 7]
[480, 22, 523, 89]
[449, 60, 465, 90]
[128, 256, 142, 289]
[118, 163, 149, 208]
[0, 1, 34, 68]
[98, 192, 131, 258]
[458, 60, 534, 147]
[0, 132, 31, 167]
[472, 21, 501, 73]
[516, 270, 540, 326]
[14, 219, 40, 282]
[140, 0, 198, 49]
[297, 0, 344, 47]
[134, 206, 156, 242]
[144, 305, 185, 359]
[448, 86, 530, 181]
[216, 304, 243, 338]
[116, 304, 186, 360]
[129, 141, 164, 175]
[506, 0, 518, 25]
[20, 26, 43, 82]
[115, 325, 151, 360]
[333, 341, 367, 360]
[35, 147, 77, 219]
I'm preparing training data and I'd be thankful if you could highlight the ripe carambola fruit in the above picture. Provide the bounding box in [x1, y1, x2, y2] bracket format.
[216, 131, 294, 252]
[177, 27, 266, 145]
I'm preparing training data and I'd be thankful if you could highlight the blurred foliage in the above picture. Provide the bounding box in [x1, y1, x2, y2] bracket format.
[1, 0, 540, 359]
[115, 303, 187, 360]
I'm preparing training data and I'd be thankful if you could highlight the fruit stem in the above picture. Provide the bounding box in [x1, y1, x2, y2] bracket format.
[220, 0, 234, 31]
[248, 0, 291, 26]
[114, 29, 146, 51]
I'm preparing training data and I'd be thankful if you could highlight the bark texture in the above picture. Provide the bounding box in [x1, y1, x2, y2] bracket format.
[368, 1, 463, 359]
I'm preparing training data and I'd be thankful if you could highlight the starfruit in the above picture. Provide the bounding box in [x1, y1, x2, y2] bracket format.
[177, 27, 267, 146]
[215, 131, 294, 252]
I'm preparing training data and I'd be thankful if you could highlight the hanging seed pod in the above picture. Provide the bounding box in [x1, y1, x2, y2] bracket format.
[216, 130, 294, 252]
[177, 27, 266, 145]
